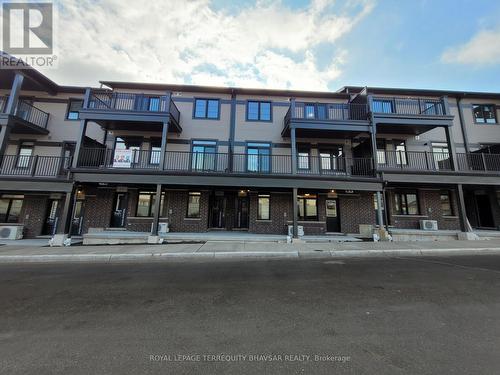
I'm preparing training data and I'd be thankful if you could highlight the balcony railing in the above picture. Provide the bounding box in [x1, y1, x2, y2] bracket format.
[457, 153, 500, 172]
[76, 148, 375, 177]
[14, 100, 50, 129]
[0, 96, 6, 113]
[0, 155, 71, 178]
[86, 90, 181, 124]
[286, 102, 369, 123]
[377, 151, 453, 171]
[371, 97, 447, 116]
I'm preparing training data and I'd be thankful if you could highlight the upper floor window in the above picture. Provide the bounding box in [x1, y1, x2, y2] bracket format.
[473, 104, 497, 124]
[67, 99, 84, 120]
[191, 140, 217, 171]
[247, 142, 270, 173]
[17, 141, 34, 168]
[247, 101, 271, 121]
[194, 99, 219, 119]
[297, 148, 310, 170]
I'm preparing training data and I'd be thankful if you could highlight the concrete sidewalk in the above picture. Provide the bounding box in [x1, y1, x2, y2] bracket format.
[1, 239, 500, 263]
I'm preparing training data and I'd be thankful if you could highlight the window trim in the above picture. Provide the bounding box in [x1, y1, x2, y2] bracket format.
[257, 194, 271, 220]
[245, 142, 272, 173]
[192, 98, 221, 120]
[65, 98, 84, 121]
[392, 190, 420, 216]
[135, 191, 165, 217]
[297, 194, 319, 221]
[472, 104, 498, 124]
[297, 147, 311, 171]
[246, 100, 272, 122]
[186, 192, 201, 219]
[16, 141, 34, 169]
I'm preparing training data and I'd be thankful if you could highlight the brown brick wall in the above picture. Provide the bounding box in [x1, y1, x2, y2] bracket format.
[387, 188, 460, 230]
[81, 187, 114, 233]
[249, 192, 290, 234]
[19, 195, 48, 238]
[339, 192, 377, 234]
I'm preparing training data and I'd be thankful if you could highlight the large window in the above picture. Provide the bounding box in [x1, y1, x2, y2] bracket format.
[136, 191, 165, 217]
[247, 101, 271, 121]
[297, 148, 310, 170]
[440, 191, 453, 216]
[297, 194, 318, 221]
[432, 143, 450, 170]
[257, 194, 270, 220]
[373, 99, 394, 113]
[194, 99, 219, 119]
[149, 138, 161, 165]
[394, 141, 407, 165]
[17, 141, 34, 168]
[473, 104, 497, 124]
[320, 147, 343, 172]
[376, 139, 386, 165]
[191, 140, 217, 171]
[393, 191, 419, 215]
[247, 143, 270, 173]
[186, 192, 201, 218]
[0, 196, 23, 223]
[66, 99, 84, 120]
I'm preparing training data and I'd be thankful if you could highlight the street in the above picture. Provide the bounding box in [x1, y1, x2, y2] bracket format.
[1, 255, 500, 374]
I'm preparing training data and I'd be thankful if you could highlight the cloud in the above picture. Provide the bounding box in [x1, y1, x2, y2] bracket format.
[441, 28, 500, 66]
[41, 0, 374, 90]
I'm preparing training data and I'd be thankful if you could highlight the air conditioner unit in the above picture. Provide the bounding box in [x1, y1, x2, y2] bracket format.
[159, 222, 169, 234]
[288, 225, 304, 237]
[420, 220, 438, 231]
[0, 225, 24, 240]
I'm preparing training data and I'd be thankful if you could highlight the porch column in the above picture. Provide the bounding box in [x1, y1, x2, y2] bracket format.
[158, 121, 169, 170]
[291, 127, 297, 174]
[71, 119, 88, 168]
[5, 73, 24, 115]
[444, 125, 458, 171]
[292, 188, 298, 238]
[0, 124, 12, 157]
[370, 123, 378, 171]
[456, 184, 470, 232]
[56, 186, 76, 236]
[151, 184, 162, 236]
[376, 191, 384, 227]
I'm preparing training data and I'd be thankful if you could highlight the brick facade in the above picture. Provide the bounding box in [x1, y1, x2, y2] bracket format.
[19, 195, 49, 238]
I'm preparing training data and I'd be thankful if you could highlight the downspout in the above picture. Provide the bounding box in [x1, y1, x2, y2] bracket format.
[228, 89, 236, 172]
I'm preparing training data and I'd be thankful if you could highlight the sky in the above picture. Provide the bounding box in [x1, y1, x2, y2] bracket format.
[36, 0, 500, 92]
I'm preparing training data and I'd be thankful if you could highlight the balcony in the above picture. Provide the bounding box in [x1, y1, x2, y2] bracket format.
[283, 102, 370, 137]
[370, 96, 454, 135]
[79, 90, 182, 132]
[0, 155, 71, 179]
[75, 148, 375, 178]
[0, 98, 50, 134]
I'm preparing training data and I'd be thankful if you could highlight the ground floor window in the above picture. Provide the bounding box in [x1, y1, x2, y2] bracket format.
[393, 191, 419, 215]
[298, 194, 318, 221]
[257, 194, 270, 220]
[0, 196, 23, 223]
[136, 191, 165, 217]
[440, 190, 453, 216]
[186, 192, 201, 218]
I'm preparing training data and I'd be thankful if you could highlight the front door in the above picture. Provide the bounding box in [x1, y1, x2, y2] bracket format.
[475, 194, 495, 228]
[235, 196, 249, 229]
[326, 199, 340, 232]
[70, 200, 85, 235]
[110, 193, 128, 228]
[210, 195, 226, 229]
[42, 199, 60, 235]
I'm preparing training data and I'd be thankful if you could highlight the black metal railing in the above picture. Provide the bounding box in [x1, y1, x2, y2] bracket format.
[377, 151, 453, 171]
[76, 148, 375, 177]
[0, 155, 71, 177]
[14, 100, 49, 128]
[371, 97, 446, 116]
[0, 96, 6, 113]
[457, 153, 500, 172]
[289, 102, 369, 121]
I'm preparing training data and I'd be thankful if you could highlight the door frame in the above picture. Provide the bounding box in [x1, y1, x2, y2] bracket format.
[110, 192, 128, 228]
[325, 198, 341, 233]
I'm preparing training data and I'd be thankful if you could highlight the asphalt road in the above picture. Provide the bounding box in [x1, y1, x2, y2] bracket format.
[1, 255, 500, 374]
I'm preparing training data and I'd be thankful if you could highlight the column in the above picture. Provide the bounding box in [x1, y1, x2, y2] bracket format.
[158, 121, 169, 170]
[291, 127, 297, 174]
[370, 124, 378, 172]
[5, 73, 24, 115]
[151, 184, 162, 236]
[376, 191, 384, 227]
[56, 188, 75, 235]
[292, 188, 298, 238]
[71, 119, 88, 168]
[0, 124, 12, 157]
[456, 184, 470, 232]
[444, 125, 458, 171]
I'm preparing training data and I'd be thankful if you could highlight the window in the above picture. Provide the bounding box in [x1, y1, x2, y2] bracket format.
[17, 142, 34, 168]
[247, 101, 271, 121]
[432, 143, 450, 170]
[440, 191, 453, 216]
[297, 194, 318, 221]
[320, 147, 343, 172]
[305, 104, 315, 119]
[136, 191, 165, 217]
[191, 140, 217, 171]
[67, 99, 83, 120]
[0, 196, 23, 223]
[247, 143, 270, 173]
[473, 104, 497, 124]
[257, 194, 270, 220]
[297, 148, 310, 170]
[186, 192, 201, 218]
[149, 138, 161, 165]
[373, 99, 393, 113]
[376, 139, 386, 165]
[194, 99, 219, 119]
[394, 141, 407, 165]
[393, 191, 419, 215]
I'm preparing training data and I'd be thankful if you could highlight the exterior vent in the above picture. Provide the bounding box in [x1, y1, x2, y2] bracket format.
[419, 220, 438, 231]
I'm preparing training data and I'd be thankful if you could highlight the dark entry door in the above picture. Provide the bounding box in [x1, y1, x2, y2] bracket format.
[326, 199, 340, 232]
[42, 199, 60, 235]
[110, 193, 128, 228]
[70, 200, 85, 235]
[475, 194, 495, 228]
[235, 196, 249, 229]
[210, 195, 226, 229]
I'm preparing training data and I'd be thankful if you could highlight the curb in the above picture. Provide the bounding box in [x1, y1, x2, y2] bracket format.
[0, 247, 500, 264]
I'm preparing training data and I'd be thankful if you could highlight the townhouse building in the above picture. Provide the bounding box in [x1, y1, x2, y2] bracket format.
[1, 63, 499, 244]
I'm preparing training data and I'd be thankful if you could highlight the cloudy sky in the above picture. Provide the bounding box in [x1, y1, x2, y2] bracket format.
[39, 0, 500, 92]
